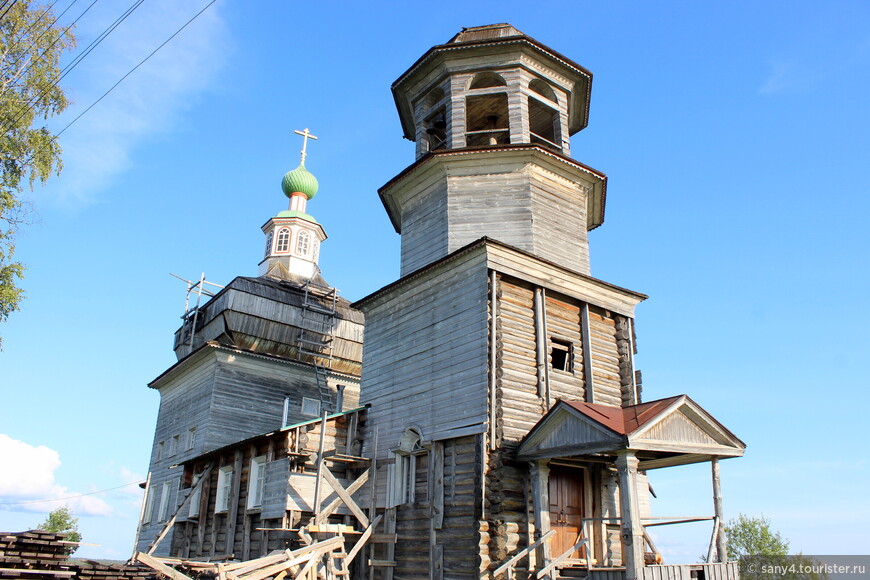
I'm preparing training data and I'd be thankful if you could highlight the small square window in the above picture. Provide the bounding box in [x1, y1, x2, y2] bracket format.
[550, 338, 573, 372]
[301, 397, 321, 417]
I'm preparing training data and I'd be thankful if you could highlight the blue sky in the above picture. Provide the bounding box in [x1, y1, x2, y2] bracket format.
[1, 0, 868, 562]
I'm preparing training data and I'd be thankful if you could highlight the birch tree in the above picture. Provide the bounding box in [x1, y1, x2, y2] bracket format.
[1, 1, 75, 344]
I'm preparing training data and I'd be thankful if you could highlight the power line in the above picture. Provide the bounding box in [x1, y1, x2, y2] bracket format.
[0, 0, 80, 97]
[5, 0, 140, 130]
[0, 481, 141, 506]
[54, 0, 218, 140]
[0, 0, 20, 21]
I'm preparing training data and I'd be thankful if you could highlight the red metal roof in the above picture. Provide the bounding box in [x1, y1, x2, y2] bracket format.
[562, 396, 684, 435]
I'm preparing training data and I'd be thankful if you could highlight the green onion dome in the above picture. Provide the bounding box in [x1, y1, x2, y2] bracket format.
[281, 164, 319, 199]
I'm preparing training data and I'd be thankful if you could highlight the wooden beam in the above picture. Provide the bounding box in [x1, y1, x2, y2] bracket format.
[312, 411, 328, 519]
[135, 552, 194, 580]
[317, 468, 370, 522]
[489, 269, 499, 450]
[346, 514, 383, 564]
[580, 303, 595, 403]
[492, 529, 555, 577]
[148, 464, 214, 555]
[319, 467, 370, 527]
[711, 458, 727, 562]
[432, 441, 444, 530]
[225, 450, 244, 556]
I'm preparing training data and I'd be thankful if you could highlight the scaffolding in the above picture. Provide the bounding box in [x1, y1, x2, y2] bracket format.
[171, 272, 225, 356]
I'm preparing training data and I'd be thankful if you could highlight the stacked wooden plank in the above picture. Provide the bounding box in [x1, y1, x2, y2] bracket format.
[0, 531, 159, 580]
[74, 561, 155, 580]
[135, 535, 347, 580]
[0, 530, 75, 578]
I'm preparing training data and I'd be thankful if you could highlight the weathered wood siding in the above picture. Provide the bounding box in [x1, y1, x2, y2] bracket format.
[545, 290, 586, 403]
[174, 410, 369, 561]
[360, 247, 489, 455]
[446, 171, 535, 258]
[174, 277, 365, 376]
[137, 352, 218, 555]
[588, 307, 622, 406]
[378, 434, 485, 580]
[528, 167, 590, 274]
[399, 178, 450, 276]
[495, 278, 546, 444]
[208, 351, 358, 449]
[494, 273, 631, 446]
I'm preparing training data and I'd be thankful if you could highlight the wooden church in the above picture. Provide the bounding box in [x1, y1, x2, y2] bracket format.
[133, 24, 745, 580]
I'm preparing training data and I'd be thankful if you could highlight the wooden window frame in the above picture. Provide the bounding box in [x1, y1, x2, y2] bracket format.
[215, 466, 233, 513]
[550, 337, 574, 373]
[295, 230, 311, 256]
[247, 456, 267, 510]
[276, 227, 291, 254]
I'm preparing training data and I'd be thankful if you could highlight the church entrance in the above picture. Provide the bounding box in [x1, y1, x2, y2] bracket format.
[548, 465, 587, 559]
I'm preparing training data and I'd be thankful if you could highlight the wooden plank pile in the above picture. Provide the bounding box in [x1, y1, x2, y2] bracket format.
[75, 561, 155, 580]
[135, 535, 348, 580]
[0, 531, 157, 580]
[0, 530, 75, 578]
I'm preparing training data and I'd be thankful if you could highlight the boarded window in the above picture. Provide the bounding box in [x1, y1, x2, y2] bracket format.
[301, 397, 321, 417]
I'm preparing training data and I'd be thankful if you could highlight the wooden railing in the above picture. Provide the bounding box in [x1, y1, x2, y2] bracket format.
[491, 530, 555, 580]
[536, 535, 589, 580]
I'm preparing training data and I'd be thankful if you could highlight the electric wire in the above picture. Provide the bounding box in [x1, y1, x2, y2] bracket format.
[0, 0, 19, 21]
[53, 0, 218, 140]
[0, 481, 141, 506]
[0, 0, 79, 97]
[5, 0, 141, 131]
[14, 0, 218, 168]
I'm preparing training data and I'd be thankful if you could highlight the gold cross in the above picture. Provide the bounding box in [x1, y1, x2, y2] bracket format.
[294, 128, 318, 165]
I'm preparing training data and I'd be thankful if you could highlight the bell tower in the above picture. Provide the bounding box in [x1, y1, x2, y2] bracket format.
[259, 129, 327, 281]
[382, 23, 606, 277]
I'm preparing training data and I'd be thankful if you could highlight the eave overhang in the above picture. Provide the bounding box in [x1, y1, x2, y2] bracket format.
[352, 236, 647, 317]
[392, 33, 593, 140]
[516, 396, 745, 469]
[378, 145, 607, 234]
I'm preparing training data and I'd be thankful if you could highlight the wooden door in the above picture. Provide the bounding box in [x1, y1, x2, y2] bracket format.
[548, 466, 586, 559]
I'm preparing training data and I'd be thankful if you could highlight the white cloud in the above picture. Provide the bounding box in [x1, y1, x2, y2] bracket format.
[0, 434, 113, 517]
[38, 0, 230, 206]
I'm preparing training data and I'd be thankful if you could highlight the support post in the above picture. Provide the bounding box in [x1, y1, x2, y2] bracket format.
[711, 457, 727, 562]
[529, 461, 552, 569]
[615, 452, 644, 580]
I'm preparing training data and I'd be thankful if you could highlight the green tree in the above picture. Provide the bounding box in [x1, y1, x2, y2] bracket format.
[1, 1, 75, 346]
[723, 513, 789, 559]
[37, 506, 81, 554]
